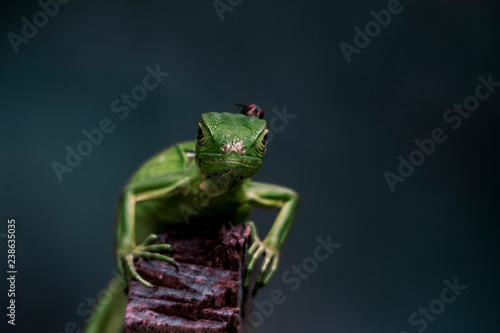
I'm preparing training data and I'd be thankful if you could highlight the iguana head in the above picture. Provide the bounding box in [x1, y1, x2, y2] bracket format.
[195, 112, 268, 181]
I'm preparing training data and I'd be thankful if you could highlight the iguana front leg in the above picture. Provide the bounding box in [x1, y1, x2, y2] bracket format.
[116, 169, 189, 290]
[244, 181, 299, 290]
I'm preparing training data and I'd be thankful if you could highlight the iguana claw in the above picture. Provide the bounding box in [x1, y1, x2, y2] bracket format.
[244, 222, 279, 293]
[118, 233, 177, 290]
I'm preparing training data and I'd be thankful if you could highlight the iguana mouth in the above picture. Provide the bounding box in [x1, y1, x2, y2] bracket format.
[198, 154, 261, 166]
[206, 159, 260, 166]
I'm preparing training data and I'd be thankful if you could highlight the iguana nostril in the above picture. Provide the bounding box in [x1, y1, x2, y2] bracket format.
[222, 139, 245, 155]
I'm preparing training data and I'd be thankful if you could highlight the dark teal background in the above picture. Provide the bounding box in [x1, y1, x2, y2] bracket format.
[1, 0, 500, 332]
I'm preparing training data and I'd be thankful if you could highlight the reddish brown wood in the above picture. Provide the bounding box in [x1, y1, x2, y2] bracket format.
[123, 223, 252, 333]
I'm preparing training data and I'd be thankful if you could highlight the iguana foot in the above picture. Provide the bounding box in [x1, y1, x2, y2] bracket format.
[118, 233, 178, 290]
[244, 222, 279, 293]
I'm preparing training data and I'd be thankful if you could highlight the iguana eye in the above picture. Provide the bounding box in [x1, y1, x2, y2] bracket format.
[260, 133, 268, 149]
[196, 125, 206, 145]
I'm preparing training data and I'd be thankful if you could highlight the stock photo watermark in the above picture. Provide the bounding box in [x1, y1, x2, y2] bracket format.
[51, 64, 169, 183]
[212, 0, 244, 22]
[384, 73, 499, 192]
[7, 0, 71, 54]
[399, 277, 467, 333]
[242, 235, 340, 330]
[339, 0, 405, 64]
[6, 219, 16, 326]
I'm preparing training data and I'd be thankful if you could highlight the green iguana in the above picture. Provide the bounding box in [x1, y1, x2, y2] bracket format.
[84, 106, 299, 332]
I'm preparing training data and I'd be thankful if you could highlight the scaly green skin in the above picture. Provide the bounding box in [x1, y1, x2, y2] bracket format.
[84, 111, 298, 333]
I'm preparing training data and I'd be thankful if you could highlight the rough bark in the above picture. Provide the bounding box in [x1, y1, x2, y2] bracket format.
[123, 223, 252, 333]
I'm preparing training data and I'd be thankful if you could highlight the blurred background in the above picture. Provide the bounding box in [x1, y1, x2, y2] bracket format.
[1, 0, 500, 332]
